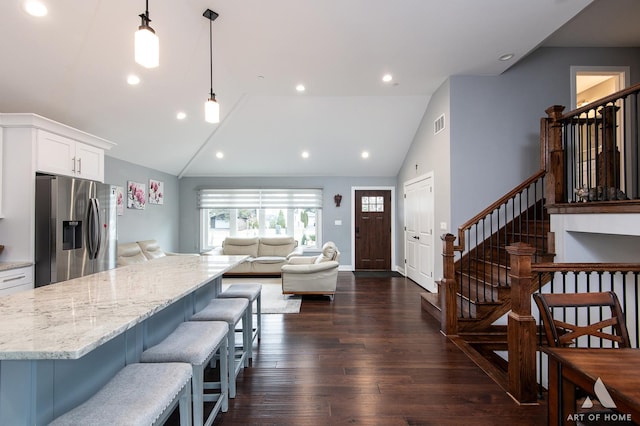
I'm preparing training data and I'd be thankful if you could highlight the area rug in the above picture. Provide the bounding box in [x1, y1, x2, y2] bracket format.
[221, 277, 302, 314]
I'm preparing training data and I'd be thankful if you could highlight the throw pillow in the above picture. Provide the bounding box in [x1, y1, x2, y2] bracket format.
[315, 244, 336, 263]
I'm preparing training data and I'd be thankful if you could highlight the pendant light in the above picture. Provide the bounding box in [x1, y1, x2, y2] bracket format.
[204, 9, 220, 124]
[135, 0, 159, 68]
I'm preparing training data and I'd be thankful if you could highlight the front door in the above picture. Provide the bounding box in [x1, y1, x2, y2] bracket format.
[354, 190, 391, 270]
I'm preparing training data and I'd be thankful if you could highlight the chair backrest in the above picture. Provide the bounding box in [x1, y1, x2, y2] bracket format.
[533, 291, 630, 348]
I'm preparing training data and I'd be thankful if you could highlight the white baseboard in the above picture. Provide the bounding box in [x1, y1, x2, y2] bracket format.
[339, 265, 406, 275]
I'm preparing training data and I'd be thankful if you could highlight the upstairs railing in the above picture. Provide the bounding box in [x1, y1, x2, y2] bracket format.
[506, 245, 640, 403]
[544, 82, 640, 205]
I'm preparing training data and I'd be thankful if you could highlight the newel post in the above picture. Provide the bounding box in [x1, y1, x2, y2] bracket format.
[544, 105, 565, 205]
[440, 234, 458, 336]
[506, 242, 537, 403]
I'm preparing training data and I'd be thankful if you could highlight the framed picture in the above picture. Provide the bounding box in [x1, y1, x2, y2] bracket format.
[149, 179, 164, 205]
[115, 186, 124, 216]
[127, 181, 146, 210]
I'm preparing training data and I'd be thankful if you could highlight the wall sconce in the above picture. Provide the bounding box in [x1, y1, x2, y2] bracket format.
[334, 194, 342, 207]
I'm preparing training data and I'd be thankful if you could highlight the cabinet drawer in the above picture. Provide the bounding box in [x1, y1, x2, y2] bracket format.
[0, 266, 32, 292]
[0, 281, 32, 297]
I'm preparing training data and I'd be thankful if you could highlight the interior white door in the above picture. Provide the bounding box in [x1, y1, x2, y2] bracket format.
[404, 174, 435, 292]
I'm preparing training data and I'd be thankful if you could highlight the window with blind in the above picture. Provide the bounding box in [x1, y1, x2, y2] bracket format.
[198, 189, 323, 250]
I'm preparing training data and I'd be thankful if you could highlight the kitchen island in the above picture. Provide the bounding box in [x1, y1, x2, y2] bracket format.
[0, 255, 246, 425]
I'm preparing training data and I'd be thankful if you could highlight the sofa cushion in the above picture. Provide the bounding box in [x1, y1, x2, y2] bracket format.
[258, 237, 296, 257]
[252, 256, 286, 264]
[315, 242, 338, 264]
[222, 237, 259, 258]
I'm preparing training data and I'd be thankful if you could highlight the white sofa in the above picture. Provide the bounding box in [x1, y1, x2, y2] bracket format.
[206, 237, 302, 275]
[281, 241, 340, 297]
[117, 240, 197, 266]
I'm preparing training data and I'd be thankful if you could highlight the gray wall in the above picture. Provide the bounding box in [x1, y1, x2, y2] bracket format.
[178, 176, 397, 266]
[396, 46, 640, 282]
[104, 156, 180, 252]
[396, 79, 451, 279]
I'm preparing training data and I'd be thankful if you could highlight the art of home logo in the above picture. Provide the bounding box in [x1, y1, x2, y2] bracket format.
[566, 377, 633, 423]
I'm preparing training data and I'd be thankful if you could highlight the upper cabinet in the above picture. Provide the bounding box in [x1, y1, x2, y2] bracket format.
[36, 130, 104, 182]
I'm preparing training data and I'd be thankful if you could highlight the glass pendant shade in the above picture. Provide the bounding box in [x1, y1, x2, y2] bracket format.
[135, 26, 159, 68]
[205, 96, 220, 123]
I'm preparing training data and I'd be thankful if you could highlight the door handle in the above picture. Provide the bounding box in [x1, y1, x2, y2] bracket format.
[77, 157, 82, 174]
[413, 236, 419, 240]
[72, 156, 76, 173]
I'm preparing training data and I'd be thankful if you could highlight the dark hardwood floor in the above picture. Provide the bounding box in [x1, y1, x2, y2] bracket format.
[175, 272, 546, 425]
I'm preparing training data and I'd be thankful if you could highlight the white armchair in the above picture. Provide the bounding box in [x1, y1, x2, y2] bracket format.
[281, 242, 340, 298]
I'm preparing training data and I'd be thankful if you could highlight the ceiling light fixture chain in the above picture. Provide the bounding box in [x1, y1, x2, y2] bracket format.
[209, 11, 214, 101]
[204, 9, 220, 123]
[139, 0, 152, 30]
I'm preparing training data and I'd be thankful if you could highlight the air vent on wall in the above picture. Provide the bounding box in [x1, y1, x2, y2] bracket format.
[434, 114, 445, 135]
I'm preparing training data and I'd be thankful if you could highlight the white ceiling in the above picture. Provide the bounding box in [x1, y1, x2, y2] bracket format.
[1, 0, 637, 178]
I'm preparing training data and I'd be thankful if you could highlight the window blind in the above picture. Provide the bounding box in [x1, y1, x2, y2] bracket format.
[197, 188, 323, 209]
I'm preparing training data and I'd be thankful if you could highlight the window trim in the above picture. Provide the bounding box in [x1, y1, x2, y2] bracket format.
[198, 188, 323, 251]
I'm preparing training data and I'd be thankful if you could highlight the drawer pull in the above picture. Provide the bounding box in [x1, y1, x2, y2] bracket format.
[2, 275, 26, 283]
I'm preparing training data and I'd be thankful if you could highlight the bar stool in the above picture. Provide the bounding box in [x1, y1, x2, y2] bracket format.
[191, 297, 250, 398]
[140, 321, 229, 426]
[49, 362, 192, 426]
[218, 283, 262, 343]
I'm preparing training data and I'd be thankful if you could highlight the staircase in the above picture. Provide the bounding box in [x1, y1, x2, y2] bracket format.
[420, 87, 640, 401]
[421, 173, 553, 369]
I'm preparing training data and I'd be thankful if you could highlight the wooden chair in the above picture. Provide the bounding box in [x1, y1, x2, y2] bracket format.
[533, 291, 630, 348]
[534, 291, 631, 419]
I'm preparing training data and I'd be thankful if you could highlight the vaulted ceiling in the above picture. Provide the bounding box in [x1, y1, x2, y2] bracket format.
[1, 0, 638, 178]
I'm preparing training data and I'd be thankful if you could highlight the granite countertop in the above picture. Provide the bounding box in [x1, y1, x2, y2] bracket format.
[0, 255, 247, 360]
[0, 261, 32, 273]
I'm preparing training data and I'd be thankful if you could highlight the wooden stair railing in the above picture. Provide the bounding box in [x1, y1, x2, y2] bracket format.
[544, 82, 640, 207]
[437, 169, 550, 336]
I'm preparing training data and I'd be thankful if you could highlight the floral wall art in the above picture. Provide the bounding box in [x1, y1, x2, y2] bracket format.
[149, 179, 164, 205]
[115, 186, 124, 216]
[127, 181, 146, 210]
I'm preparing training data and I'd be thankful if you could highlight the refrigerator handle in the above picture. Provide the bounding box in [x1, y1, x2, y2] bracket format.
[88, 198, 102, 260]
[93, 198, 102, 257]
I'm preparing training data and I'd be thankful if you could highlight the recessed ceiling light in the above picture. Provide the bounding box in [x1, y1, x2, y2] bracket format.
[499, 53, 514, 61]
[23, 0, 47, 17]
[176, 112, 187, 120]
[301, 151, 309, 159]
[361, 151, 370, 159]
[127, 74, 140, 85]
[296, 84, 305, 92]
[382, 74, 393, 83]
[216, 152, 224, 159]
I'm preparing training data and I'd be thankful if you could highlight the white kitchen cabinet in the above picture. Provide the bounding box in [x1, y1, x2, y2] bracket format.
[0, 266, 33, 297]
[36, 129, 104, 182]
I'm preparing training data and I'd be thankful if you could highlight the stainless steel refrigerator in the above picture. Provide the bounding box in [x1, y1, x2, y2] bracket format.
[35, 174, 118, 287]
